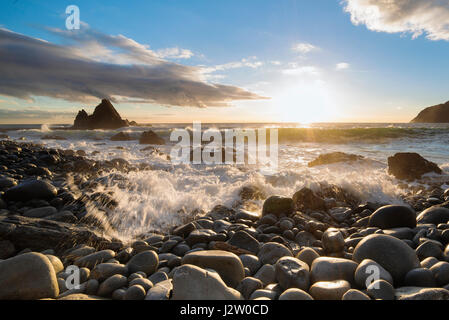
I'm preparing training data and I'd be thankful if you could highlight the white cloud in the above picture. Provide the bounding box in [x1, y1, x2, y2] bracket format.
[156, 47, 194, 59]
[282, 66, 320, 76]
[200, 57, 264, 75]
[336, 62, 350, 70]
[292, 42, 318, 54]
[342, 0, 449, 41]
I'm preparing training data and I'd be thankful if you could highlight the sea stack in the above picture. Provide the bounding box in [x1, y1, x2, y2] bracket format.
[411, 100, 449, 123]
[72, 99, 130, 130]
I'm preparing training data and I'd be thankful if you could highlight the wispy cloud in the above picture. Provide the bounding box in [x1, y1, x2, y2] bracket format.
[0, 28, 266, 108]
[292, 42, 319, 54]
[342, 0, 449, 41]
[282, 65, 320, 76]
[336, 62, 350, 70]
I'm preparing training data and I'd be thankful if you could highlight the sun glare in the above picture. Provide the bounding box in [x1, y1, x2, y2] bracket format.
[273, 81, 338, 124]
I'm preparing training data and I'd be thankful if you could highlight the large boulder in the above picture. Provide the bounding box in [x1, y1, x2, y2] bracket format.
[368, 205, 417, 229]
[353, 234, 420, 283]
[181, 250, 245, 288]
[387, 153, 442, 180]
[310, 257, 358, 285]
[72, 99, 129, 130]
[139, 130, 165, 145]
[0, 252, 59, 299]
[308, 152, 364, 167]
[275, 257, 310, 291]
[0, 215, 117, 252]
[417, 206, 449, 225]
[4, 179, 57, 202]
[126, 250, 159, 276]
[172, 264, 242, 300]
[257, 242, 293, 265]
[262, 196, 294, 217]
[292, 188, 326, 211]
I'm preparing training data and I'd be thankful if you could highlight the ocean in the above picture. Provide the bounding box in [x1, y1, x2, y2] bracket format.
[2, 122, 449, 238]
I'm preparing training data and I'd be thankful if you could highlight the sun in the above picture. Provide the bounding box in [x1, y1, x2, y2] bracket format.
[273, 80, 338, 124]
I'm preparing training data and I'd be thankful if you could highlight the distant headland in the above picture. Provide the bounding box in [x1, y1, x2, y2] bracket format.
[411, 100, 449, 123]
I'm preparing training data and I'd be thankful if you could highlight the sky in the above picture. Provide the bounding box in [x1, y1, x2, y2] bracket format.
[1, 0, 449, 124]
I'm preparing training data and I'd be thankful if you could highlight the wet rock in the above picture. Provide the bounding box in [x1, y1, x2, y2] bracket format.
[126, 250, 159, 276]
[257, 242, 293, 265]
[342, 289, 371, 300]
[90, 263, 129, 282]
[430, 262, 449, 286]
[322, 228, 345, 253]
[139, 130, 165, 145]
[296, 247, 320, 267]
[239, 254, 261, 275]
[404, 268, 437, 287]
[368, 205, 417, 229]
[366, 279, 395, 300]
[395, 286, 449, 300]
[388, 153, 442, 180]
[353, 234, 420, 283]
[130, 277, 154, 291]
[97, 274, 127, 297]
[309, 280, 351, 300]
[417, 206, 449, 225]
[354, 259, 394, 288]
[262, 196, 294, 217]
[227, 230, 260, 255]
[308, 152, 364, 167]
[145, 279, 172, 300]
[123, 285, 146, 300]
[172, 264, 242, 300]
[275, 256, 310, 291]
[0, 240, 15, 259]
[182, 250, 244, 288]
[74, 250, 116, 269]
[416, 240, 443, 260]
[24, 206, 57, 218]
[235, 210, 260, 222]
[0, 252, 59, 299]
[310, 257, 357, 285]
[278, 288, 313, 300]
[292, 188, 326, 211]
[254, 264, 276, 286]
[185, 229, 223, 246]
[0, 215, 115, 253]
[236, 277, 263, 299]
[4, 179, 57, 201]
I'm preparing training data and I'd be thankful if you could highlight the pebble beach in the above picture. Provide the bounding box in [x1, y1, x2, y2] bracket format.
[1, 138, 449, 301]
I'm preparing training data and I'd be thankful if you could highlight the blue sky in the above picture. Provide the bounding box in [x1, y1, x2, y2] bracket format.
[1, 0, 449, 123]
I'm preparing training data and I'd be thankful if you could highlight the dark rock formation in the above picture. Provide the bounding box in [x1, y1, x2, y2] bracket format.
[308, 152, 364, 167]
[388, 153, 442, 180]
[0, 215, 120, 253]
[411, 101, 449, 123]
[139, 130, 165, 145]
[72, 99, 130, 130]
